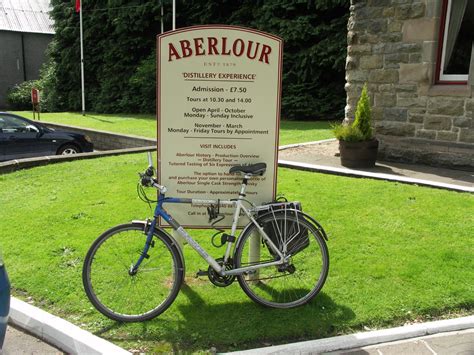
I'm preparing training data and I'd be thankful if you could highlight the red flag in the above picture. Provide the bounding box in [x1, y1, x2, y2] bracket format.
[75, 0, 81, 13]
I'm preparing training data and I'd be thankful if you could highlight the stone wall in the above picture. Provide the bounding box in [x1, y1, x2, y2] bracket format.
[345, 0, 473, 170]
[43, 122, 156, 150]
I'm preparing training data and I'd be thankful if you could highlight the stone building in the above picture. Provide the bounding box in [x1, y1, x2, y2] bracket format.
[345, 0, 473, 169]
[0, 0, 54, 108]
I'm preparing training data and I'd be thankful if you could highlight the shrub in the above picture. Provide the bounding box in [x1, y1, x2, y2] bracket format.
[332, 84, 374, 142]
[37, 59, 58, 112]
[7, 58, 56, 112]
[352, 84, 373, 140]
[332, 124, 365, 142]
[120, 53, 156, 113]
[7, 80, 40, 110]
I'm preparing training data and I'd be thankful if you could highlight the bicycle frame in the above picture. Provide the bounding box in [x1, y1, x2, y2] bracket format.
[132, 175, 286, 277]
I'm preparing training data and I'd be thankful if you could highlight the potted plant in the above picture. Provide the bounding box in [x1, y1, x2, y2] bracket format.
[333, 84, 378, 168]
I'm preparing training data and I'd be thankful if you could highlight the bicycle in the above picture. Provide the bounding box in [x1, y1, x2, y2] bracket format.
[82, 153, 329, 322]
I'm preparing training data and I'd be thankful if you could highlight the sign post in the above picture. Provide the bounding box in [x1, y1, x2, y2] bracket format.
[157, 26, 283, 228]
[31, 88, 40, 121]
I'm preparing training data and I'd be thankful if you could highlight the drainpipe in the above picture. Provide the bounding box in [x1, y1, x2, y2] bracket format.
[469, 42, 474, 87]
[20, 33, 26, 81]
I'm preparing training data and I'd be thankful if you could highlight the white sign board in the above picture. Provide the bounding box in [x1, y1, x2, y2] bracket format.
[157, 26, 282, 227]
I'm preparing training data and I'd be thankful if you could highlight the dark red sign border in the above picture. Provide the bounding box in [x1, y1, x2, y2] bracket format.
[156, 25, 283, 228]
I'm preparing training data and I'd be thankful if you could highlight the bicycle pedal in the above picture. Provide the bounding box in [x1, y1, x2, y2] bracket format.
[195, 270, 208, 278]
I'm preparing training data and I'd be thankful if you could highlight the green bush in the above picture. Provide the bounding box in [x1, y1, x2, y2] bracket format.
[332, 123, 365, 142]
[120, 53, 156, 113]
[7, 81, 40, 110]
[332, 84, 374, 142]
[352, 84, 373, 140]
[36, 59, 58, 112]
[7, 58, 56, 112]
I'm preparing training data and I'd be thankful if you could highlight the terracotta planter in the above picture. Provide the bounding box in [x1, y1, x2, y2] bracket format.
[339, 139, 379, 168]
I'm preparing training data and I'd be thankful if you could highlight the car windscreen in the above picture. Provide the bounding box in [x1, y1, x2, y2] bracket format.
[0, 115, 40, 134]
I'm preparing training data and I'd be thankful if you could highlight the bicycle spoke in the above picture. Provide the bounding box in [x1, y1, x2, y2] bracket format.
[236, 213, 329, 308]
[83, 224, 183, 322]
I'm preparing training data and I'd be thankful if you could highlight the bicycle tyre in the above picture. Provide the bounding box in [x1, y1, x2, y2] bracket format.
[82, 223, 184, 322]
[234, 213, 329, 308]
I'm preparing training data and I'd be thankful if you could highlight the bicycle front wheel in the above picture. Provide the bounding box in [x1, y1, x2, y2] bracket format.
[82, 223, 184, 322]
[234, 213, 329, 308]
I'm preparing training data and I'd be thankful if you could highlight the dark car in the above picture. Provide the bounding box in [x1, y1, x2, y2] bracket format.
[0, 113, 93, 161]
[0, 250, 9, 349]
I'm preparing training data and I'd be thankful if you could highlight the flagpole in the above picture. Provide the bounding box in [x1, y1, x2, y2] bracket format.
[79, 1, 85, 115]
[161, 1, 164, 34]
[172, 0, 175, 30]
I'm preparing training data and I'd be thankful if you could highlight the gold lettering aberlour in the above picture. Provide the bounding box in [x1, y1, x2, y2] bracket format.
[168, 37, 272, 64]
[157, 26, 282, 228]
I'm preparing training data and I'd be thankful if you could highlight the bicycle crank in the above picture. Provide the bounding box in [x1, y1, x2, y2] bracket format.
[207, 258, 235, 287]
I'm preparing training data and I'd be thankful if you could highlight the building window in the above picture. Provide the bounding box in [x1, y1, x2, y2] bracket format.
[437, 0, 474, 83]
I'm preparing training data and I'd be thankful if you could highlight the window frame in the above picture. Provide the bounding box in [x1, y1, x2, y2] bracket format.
[435, 0, 469, 84]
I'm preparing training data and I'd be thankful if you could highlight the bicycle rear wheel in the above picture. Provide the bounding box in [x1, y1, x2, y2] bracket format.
[82, 223, 184, 322]
[234, 213, 329, 308]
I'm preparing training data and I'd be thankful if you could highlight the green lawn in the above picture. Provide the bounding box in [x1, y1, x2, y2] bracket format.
[12, 111, 335, 146]
[0, 154, 472, 352]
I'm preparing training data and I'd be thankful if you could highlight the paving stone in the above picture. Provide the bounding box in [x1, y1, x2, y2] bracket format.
[3, 325, 63, 354]
[322, 332, 474, 355]
[367, 340, 433, 355]
[424, 331, 474, 355]
[278, 139, 474, 186]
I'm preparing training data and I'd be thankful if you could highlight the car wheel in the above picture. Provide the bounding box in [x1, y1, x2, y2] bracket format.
[57, 144, 81, 155]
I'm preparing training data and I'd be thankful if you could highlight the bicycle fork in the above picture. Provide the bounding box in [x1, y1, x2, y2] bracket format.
[129, 218, 157, 275]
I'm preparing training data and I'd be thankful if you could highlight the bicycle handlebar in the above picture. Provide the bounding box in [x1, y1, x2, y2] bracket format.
[147, 151, 153, 169]
[140, 153, 167, 194]
[139, 172, 167, 193]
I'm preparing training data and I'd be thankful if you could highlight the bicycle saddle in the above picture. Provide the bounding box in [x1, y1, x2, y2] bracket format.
[229, 163, 267, 175]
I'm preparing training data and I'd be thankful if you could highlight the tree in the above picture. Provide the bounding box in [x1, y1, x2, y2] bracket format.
[44, 0, 349, 119]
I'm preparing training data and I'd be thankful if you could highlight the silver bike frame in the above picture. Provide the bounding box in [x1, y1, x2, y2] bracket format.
[168, 174, 286, 276]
